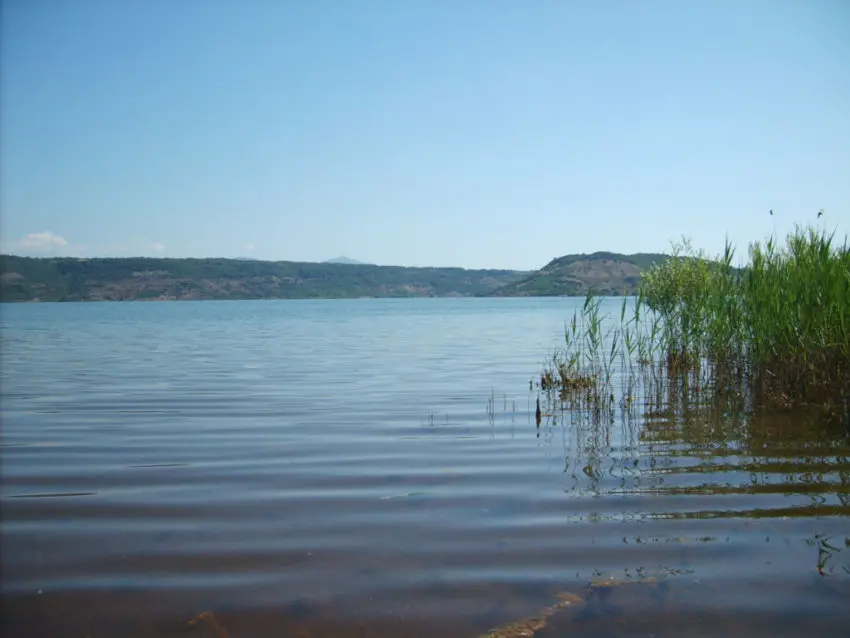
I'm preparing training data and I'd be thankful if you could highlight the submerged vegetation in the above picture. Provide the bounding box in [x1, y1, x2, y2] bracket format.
[539, 224, 850, 420]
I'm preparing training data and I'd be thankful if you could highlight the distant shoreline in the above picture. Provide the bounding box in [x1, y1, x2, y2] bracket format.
[2, 294, 607, 304]
[0, 252, 666, 302]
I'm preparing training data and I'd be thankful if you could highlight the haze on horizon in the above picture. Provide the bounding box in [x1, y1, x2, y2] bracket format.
[1, 0, 848, 271]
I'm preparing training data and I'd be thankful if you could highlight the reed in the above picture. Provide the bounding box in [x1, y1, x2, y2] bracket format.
[539, 224, 850, 418]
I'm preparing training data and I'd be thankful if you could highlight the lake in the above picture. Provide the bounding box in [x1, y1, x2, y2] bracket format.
[1, 297, 848, 637]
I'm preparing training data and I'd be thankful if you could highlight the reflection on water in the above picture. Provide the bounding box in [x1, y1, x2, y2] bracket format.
[537, 397, 850, 520]
[1, 298, 848, 637]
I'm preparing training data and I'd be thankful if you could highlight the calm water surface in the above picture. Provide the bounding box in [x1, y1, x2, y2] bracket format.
[2, 298, 849, 637]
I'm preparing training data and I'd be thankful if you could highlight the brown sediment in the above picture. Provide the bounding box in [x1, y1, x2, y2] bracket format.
[478, 576, 660, 638]
[183, 579, 650, 638]
[188, 611, 229, 638]
[478, 591, 585, 638]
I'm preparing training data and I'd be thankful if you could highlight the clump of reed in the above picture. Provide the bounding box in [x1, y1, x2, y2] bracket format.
[538, 292, 658, 421]
[540, 224, 850, 419]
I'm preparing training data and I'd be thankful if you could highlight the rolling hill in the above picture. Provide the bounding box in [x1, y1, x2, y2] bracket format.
[486, 251, 669, 297]
[0, 255, 527, 302]
[0, 251, 673, 302]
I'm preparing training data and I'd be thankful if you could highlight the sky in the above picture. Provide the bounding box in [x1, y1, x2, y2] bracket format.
[1, 0, 848, 270]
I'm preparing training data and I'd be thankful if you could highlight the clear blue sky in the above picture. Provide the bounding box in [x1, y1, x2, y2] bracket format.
[2, 0, 848, 269]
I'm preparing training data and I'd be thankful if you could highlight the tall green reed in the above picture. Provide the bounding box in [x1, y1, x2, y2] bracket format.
[539, 224, 850, 419]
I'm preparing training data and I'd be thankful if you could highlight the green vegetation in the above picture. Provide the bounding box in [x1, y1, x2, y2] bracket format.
[488, 251, 668, 297]
[539, 225, 850, 418]
[0, 250, 673, 302]
[0, 255, 527, 302]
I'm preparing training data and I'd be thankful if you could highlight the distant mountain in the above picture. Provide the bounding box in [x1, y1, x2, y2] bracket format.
[324, 256, 368, 265]
[0, 255, 526, 302]
[486, 251, 669, 297]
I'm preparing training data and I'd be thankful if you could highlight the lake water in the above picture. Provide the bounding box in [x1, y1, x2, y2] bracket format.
[1, 298, 848, 638]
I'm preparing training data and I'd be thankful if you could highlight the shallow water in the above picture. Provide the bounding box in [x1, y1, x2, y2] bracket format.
[1, 298, 848, 637]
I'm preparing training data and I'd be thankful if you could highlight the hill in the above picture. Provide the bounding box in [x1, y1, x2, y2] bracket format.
[0, 255, 527, 302]
[486, 251, 669, 297]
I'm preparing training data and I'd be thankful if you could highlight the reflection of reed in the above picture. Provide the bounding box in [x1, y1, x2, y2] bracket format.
[484, 389, 517, 433]
[537, 387, 646, 498]
[808, 534, 850, 577]
[534, 355, 850, 519]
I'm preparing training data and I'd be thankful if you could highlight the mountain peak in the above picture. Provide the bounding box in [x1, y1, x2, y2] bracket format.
[324, 256, 367, 265]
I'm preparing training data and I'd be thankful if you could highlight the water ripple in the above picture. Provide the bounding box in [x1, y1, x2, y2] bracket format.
[2, 298, 848, 637]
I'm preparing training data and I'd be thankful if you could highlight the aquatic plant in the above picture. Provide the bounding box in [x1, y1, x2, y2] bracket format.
[540, 224, 850, 418]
